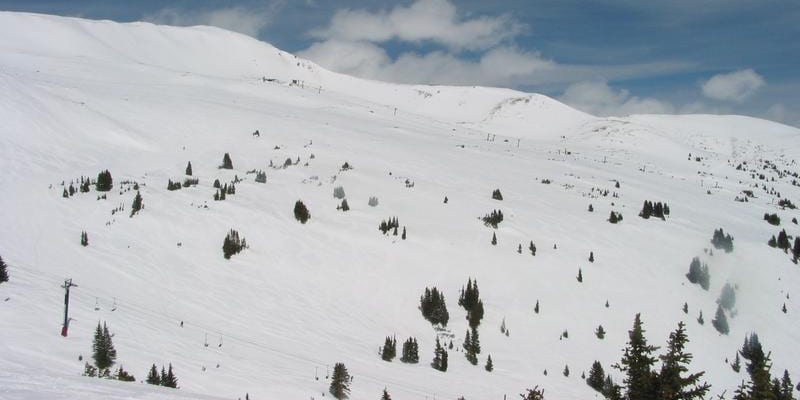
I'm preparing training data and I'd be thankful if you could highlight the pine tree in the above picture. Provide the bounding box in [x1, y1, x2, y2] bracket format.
[520, 386, 546, 400]
[340, 199, 350, 212]
[92, 322, 117, 376]
[115, 365, 135, 381]
[329, 362, 351, 399]
[739, 333, 774, 400]
[596, 325, 606, 339]
[485, 354, 494, 371]
[614, 314, 658, 400]
[401, 227, 406, 240]
[589, 251, 594, 262]
[656, 321, 711, 399]
[491, 232, 497, 245]
[381, 388, 392, 400]
[400, 337, 419, 363]
[294, 200, 311, 223]
[185, 161, 193, 176]
[731, 353, 741, 373]
[162, 364, 178, 388]
[563, 364, 570, 377]
[529, 241, 536, 256]
[697, 311, 704, 325]
[577, 268, 583, 282]
[589, 204, 594, 212]
[534, 300, 539, 314]
[712, 305, 729, 335]
[146, 364, 160, 384]
[432, 338, 448, 372]
[0, 255, 8, 284]
[587, 361, 605, 391]
[221, 153, 233, 169]
[381, 336, 396, 361]
[81, 231, 89, 247]
[130, 191, 143, 217]
[96, 170, 113, 192]
[222, 229, 246, 259]
[683, 302, 688, 314]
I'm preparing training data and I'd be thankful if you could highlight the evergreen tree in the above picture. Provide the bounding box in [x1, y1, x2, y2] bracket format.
[712, 305, 729, 335]
[81, 231, 89, 247]
[777, 230, 791, 252]
[589, 204, 594, 212]
[683, 302, 688, 314]
[294, 200, 311, 223]
[329, 362, 351, 399]
[92, 322, 117, 376]
[718, 283, 737, 311]
[697, 311, 704, 325]
[0, 255, 9, 284]
[519, 386, 546, 400]
[340, 199, 350, 212]
[711, 228, 734, 253]
[222, 229, 246, 259]
[419, 286, 449, 326]
[596, 325, 606, 339]
[492, 189, 504, 200]
[732, 353, 741, 373]
[381, 336, 397, 361]
[401, 227, 406, 240]
[587, 361, 605, 391]
[491, 232, 497, 245]
[185, 162, 192, 176]
[485, 355, 494, 372]
[686, 257, 710, 290]
[656, 321, 711, 399]
[614, 314, 659, 400]
[381, 388, 392, 400]
[162, 364, 178, 388]
[400, 337, 419, 363]
[589, 251, 594, 262]
[115, 365, 135, 382]
[130, 191, 143, 217]
[793, 237, 800, 263]
[432, 338, 448, 372]
[160, 366, 167, 386]
[221, 153, 233, 169]
[563, 364, 570, 377]
[534, 300, 540, 314]
[146, 364, 160, 384]
[577, 268, 583, 282]
[96, 170, 113, 192]
[739, 333, 774, 400]
[529, 241, 537, 256]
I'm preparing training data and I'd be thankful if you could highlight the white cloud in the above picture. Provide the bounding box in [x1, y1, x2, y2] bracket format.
[701, 69, 765, 102]
[309, 0, 524, 51]
[299, 40, 555, 86]
[144, 4, 283, 38]
[558, 81, 675, 117]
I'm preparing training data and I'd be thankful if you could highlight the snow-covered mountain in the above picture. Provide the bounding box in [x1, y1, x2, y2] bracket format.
[1, 11, 799, 400]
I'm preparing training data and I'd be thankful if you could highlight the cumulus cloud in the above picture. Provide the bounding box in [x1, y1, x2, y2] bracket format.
[701, 69, 765, 102]
[309, 0, 525, 51]
[559, 81, 676, 116]
[298, 40, 555, 86]
[144, 3, 283, 38]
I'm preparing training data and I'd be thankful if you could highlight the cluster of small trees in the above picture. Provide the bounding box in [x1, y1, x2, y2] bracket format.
[378, 217, 400, 234]
[431, 338, 449, 372]
[733, 333, 794, 400]
[167, 179, 182, 191]
[0, 255, 8, 284]
[222, 229, 247, 259]
[213, 183, 236, 201]
[686, 257, 710, 290]
[220, 153, 233, 169]
[778, 198, 796, 209]
[594, 315, 711, 400]
[400, 337, 419, 363]
[419, 287, 449, 326]
[639, 200, 670, 220]
[767, 229, 800, 262]
[463, 328, 481, 365]
[294, 200, 311, 223]
[711, 228, 734, 252]
[492, 189, 503, 201]
[254, 171, 266, 183]
[608, 211, 623, 224]
[146, 364, 178, 388]
[481, 209, 504, 228]
[458, 278, 484, 328]
[96, 170, 113, 192]
[130, 191, 143, 217]
[381, 336, 397, 361]
[764, 213, 781, 225]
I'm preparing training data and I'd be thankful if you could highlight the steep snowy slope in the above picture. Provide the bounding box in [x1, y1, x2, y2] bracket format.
[1, 12, 799, 400]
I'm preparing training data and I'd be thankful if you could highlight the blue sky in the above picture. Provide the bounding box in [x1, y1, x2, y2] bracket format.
[2, 0, 798, 125]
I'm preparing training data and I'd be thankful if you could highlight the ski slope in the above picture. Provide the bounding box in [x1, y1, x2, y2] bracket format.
[1, 12, 799, 400]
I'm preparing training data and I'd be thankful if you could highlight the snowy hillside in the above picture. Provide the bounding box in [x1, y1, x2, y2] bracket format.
[1, 11, 799, 400]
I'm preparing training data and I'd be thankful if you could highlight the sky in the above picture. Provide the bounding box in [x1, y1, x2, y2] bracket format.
[1, 0, 798, 126]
